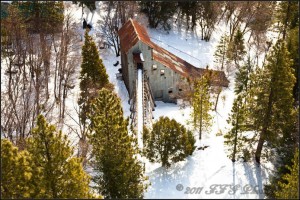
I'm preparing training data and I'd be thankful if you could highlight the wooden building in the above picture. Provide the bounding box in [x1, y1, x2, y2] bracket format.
[118, 19, 229, 103]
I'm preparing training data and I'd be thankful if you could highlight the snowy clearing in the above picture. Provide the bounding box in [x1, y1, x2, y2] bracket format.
[61, 2, 276, 199]
[0, 2, 280, 199]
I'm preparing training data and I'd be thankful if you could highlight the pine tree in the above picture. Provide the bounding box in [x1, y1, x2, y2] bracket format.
[224, 97, 244, 162]
[276, 1, 299, 104]
[78, 31, 111, 164]
[275, 1, 299, 40]
[224, 99, 254, 162]
[265, 142, 298, 198]
[249, 40, 296, 163]
[88, 88, 146, 199]
[27, 115, 91, 198]
[213, 34, 230, 110]
[286, 26, 299, 104]
[12, 1, 64, 34]
[144, 117, 196, 167]
[198, 2, 222, 41]
[1, 139, 35, 198]
[227, 27, 246, 67]
[177, 1, 199, 31]
[79, 30, 110, 124]
[191, 74, 212, 140]
[140, 1, 177, 31]
[214, 34, 230, 70]
[72, 1, 96, 12]
[224, 57, 253, 162]
[275, 148, 299, 199]
[234, 56, 253, 95]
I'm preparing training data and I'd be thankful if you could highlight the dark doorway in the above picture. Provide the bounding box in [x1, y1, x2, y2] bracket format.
[137, 63, 143, 69]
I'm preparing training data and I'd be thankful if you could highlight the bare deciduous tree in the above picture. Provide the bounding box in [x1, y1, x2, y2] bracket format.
[198, 2, 222, 41]
[1, 4, 79, 151]
[52, 10, 80, 123]
[98, 1, 139, 57]
[98, 12, 120, 57]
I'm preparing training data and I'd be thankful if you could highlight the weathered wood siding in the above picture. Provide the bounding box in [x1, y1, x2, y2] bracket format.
[125, 42, 140, 97]
[122, 40, 188, 103]
[121, 51, 129, 92]
[137, 41, 186, 102]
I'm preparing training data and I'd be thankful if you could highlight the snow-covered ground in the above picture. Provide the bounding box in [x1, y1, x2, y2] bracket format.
[68, 2, 275, 198]
[1, 2, 276, 198]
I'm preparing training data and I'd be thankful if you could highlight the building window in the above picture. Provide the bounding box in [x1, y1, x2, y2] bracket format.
[168, 87, 173, 94]
[160, 69, 165, 76]
[152, 64, 157, 70]
[179, 88, 182, 92]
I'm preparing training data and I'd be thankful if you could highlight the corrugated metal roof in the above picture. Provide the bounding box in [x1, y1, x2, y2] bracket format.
[118, 19, 229, 87]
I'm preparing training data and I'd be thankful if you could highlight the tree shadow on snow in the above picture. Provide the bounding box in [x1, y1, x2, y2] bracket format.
[145, 156, 197, 198]
[242, 162, 265, 199]
[90, 11, 95, 25]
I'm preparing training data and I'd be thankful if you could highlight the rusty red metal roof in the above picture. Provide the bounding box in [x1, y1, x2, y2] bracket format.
[118, 19, 152, 53]
[118, 19, 229, 87]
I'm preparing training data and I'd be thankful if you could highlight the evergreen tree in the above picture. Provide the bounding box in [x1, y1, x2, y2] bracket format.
[12, 1, 64, 34]
[227, 27, 246, 67]
[177, 1, 199, 31]
[198, 2, 222, 41]
[275, 1, 299, 40]
[277, 1, 299, 103]
[140, 1, 177, 31]
[286, 26, 299, 104]
[78, 30, 111, 165]
[88, 88, 146, 199]
[224, 97, 245, 162]
[275, 148, 299, 199]
[1, 139, 35, 198]
[27, 115, 91, 198]
[72, 1, 96, 12]
[265, 142, 299, 198]
[144, 117, 196, 167]
[224, 57, 253, 162]
[78, 30, 110, 139]
[249, 40, 296, 163]
[191, 74, 212, 140]
[214, 34, 230, 70]
[234, 56, 253, 95]
[213, 34, 230, 111]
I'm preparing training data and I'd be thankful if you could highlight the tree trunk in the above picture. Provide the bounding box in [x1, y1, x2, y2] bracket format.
[232, 103, 239, 162]
[191, 11, 196, 31]
[199, 95, 203, 140]
[79, 136, 88, 167]
[62, 84, 67, 120]
[118, 2, 126, 25]
[255, 131, 265, 163]
[39, 32, 50, 100]
[82, 4, 84, 19]
[255, 88, 273, 163]
[214, 88, 222, 111]
[282, 1, 291, 40]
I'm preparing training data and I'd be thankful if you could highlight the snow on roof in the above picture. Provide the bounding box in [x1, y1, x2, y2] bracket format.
[133, 52, 143, 63]
[118, 19, 229, 87]
[140, 53, 144, 62]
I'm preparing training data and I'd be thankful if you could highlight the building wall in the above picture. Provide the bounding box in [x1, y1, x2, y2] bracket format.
[121, 51, 129, 92]
[127, 42, 140, 97]
[122, 41, 188, 103]
[137, 41, 186, 103]
[121, 42, 140, 98]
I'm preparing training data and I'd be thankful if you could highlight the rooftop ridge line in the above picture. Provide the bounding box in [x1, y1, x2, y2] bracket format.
[130, 18, 140, 41]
